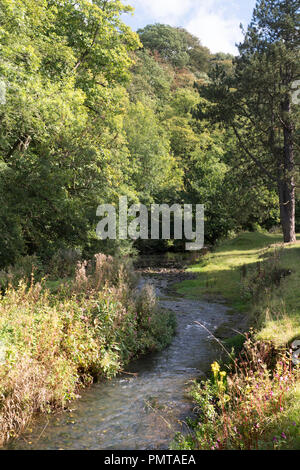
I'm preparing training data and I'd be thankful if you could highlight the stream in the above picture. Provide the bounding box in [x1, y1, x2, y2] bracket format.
[7, 254, 246, 450]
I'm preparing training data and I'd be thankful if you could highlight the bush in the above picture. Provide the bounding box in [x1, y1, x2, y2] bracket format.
[173, 336, 299, 450]
[0, 253, 176, 446]
[46, 248, 82, 279]
[0, 255, 43, 291]
[240, 247, 291, 301]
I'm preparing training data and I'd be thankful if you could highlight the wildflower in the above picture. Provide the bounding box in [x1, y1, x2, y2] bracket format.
[281, 432, 287, 440]
[217, 380, 225, 391]
[273, 437, 277, 442]
[223, 394, 230, 403]
[211, 362, 220, 374]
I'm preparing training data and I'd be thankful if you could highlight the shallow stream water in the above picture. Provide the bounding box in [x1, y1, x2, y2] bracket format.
[8, 254, 244, 450]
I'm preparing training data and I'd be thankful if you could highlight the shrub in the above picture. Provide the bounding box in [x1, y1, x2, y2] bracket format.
[0, 255, 43, 292]
[240, 247, 291, 301]
[46, 248, 81, 279]
[173, 336, 299, 450]
[0, 253, 175, 446]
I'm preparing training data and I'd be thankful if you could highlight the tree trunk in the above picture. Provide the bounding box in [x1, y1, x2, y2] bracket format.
[278, 94, 297, 244]
[278, 179, 296, 243]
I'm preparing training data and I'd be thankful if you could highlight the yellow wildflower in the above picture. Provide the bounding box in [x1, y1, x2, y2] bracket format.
[211, 362, 220, 373]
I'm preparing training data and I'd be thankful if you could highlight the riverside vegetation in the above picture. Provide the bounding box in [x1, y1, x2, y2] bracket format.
[0, 253, 175, 445]
[0, 0, 299, 450]
[174, 232, 300, 450]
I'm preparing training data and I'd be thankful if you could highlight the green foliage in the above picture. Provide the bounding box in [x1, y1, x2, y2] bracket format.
[1, 0, 299, 451]
[1, 2, 288, 260]
[0, 0, 141, 266]
[124, 100, 182, 203]
[195, 0, 300, 243]
[173, 342, 299, 450]
[128, 49, 173, 104]
[137, 24, 210, 71]
[0, 252, 176, 445]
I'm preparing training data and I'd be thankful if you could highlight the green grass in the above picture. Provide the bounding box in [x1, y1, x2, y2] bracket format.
[175, 231, 300, 450]
[177, 231, 300, 346]
[177, 232, 283, 309]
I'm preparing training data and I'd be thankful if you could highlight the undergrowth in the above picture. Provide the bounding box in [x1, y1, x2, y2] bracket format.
[175, 232, 300, 450]
[0, 253, 175, 445]
[173, 335, 300, 450]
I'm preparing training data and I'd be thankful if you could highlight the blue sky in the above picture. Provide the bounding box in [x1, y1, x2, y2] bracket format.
[122, 0, 257, 55]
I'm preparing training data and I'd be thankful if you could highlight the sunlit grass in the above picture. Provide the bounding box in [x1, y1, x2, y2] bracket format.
[176, 231, 300, 450]
[178, 231, 300, 345]
[177, 232, 284, 310]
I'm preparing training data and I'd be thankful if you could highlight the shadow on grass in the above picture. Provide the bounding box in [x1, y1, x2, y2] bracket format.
[176, 232, 300, 313]
[213, 232, 284, 253]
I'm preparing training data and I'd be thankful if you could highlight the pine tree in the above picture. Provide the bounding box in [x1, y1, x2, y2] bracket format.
[196, 0, 300, 242]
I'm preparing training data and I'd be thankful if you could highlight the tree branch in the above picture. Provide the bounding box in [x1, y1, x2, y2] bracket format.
[74, 24, 100, 72]
[232, 124, 277, 183]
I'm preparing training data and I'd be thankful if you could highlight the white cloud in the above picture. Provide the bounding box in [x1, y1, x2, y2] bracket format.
[185, 5, 243, 54]
[128, 0, 245, 54]
[131, 0, 194, 24]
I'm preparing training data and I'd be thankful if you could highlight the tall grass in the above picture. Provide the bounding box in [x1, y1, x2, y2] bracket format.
[0, 253, 175, 445]
[173, 336, 299, 450]
[175, 232, 300, 450]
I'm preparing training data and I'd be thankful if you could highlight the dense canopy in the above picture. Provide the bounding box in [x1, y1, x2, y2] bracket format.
[0, 0, 299, 268]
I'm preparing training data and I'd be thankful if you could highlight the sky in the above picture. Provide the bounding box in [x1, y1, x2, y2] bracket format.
[122, 0, 257, 55]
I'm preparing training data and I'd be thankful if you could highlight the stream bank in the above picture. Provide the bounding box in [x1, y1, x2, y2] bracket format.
[7, 254, 246, 450]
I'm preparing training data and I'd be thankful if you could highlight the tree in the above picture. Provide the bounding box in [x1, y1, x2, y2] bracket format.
[127, 49, 173, 105]
[124, 100, 182, 204]
[0, 0, 141, 266]
[137, 24, 211, 71]
[195, 0, 300, 242]
[209, 52, 234, 75]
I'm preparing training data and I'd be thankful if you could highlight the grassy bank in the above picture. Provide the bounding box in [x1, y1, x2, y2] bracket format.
[0, 254, 175, 446]
[178, 231, 300, 345]
[175, 231, 300, 450]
